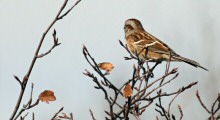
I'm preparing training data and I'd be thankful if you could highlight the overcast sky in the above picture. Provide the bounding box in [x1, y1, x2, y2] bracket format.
[1, 0, 220, 119]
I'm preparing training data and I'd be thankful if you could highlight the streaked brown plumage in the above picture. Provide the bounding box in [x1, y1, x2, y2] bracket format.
[124, 18, 208, 71]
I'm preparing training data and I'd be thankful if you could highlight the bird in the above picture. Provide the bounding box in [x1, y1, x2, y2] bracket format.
[124, 18, 208, 71]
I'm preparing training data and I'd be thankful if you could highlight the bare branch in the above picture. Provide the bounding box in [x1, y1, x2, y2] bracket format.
[89, 109, 96, 120]
[32, 113, 35, 120]
[155, 96, 169, 120]
[37, 29, 61, 58]
[133, 110, 141, 120]
[58, 0, 82, 20]
[10, 0, 81, 119]
[196, 90, 211, 114]
[211, 94, 220, 114]
[51, 107, 64, 120]
[160, 52, 171, 85]
[14, 83, 40, 120]
[37, 43, 61, 58]
[19, 112, 28, 120]
[168, 92, 181, 117]
[178, 105, 183, 120]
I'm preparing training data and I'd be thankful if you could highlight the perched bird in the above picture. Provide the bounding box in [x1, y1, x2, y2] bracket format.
[124, 18, 208, 71]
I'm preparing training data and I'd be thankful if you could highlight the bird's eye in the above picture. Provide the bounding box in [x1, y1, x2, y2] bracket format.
[124, 25, 130, 29]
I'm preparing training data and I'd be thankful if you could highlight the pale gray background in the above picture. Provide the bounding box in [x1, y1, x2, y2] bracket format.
[0, 0, 220, 119]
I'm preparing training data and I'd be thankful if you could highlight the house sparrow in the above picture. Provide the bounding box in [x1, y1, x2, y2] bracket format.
[124, 18, 208, 71]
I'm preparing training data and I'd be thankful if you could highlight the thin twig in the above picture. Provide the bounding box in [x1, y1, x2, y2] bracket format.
[155, 96, 169, 120]
[89, 109, 96, 120]
[20, 112, 29, 120]
[211, 95, 220, 115]
[83, 70, 111, 104]
[149, 82, 197, 101]
[51, 107, 64, 120]
[160, 52, 172, 85]
[32, 113, 35, 120]
[13, 75, 22, 87]
[132, 68, 178, 101]
[167, 92, 181, 117]
[178, 105, 183, 120]
[14, 84, 40, 120]
[58, 0, 82, 20]
[133, 110, 141, 120]
[142, 73, 178, 99]
[37, 43, 61, 58]
[196, 90, 211, 114]
[37, 29, 61, 58]
[139, 101, 153, 111]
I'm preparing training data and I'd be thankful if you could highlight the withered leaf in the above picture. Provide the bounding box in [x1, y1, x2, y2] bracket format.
[39, 90, 56, 104]
[124, 83, 133, 98]
[98, 62, 114, 72]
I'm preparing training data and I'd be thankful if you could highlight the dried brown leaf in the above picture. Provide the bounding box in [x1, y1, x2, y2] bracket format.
[98, 62, 114, 72]
[124, 83, 133, 98]
[39, 90, 56, 104]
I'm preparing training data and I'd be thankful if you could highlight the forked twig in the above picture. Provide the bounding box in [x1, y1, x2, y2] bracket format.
[14, 84, 40, 120]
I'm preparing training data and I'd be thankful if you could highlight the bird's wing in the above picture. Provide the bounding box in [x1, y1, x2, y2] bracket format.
[130, 31, 178, 55]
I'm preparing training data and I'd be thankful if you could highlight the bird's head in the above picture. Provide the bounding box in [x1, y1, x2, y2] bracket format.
[124, 18, 145, 33]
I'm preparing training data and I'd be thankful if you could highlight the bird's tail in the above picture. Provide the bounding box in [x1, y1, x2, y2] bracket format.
[173, 55, 208, 71]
